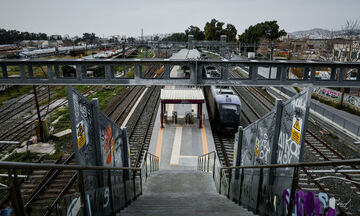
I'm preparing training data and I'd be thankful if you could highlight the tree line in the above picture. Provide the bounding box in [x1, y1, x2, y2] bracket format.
[163, 19, 286, 44]
[0, 29, 103, 45]
[0, 29, 48, 44]
[163, 19, 238, 42]
[1, 19, 287, 45]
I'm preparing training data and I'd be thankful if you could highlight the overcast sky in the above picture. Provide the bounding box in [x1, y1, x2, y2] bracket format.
[1, 0, 359, 37]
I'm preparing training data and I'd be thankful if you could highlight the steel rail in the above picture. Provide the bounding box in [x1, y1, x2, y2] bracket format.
[217, 135, 231, 167]
[0, 86, 98, 142]
[24, 153, 75, 208]
[134, 88, 161, 167]
[107, 86, 136, 117]
[43, 172, 77, 216]
[39, 63, 160, 212]
[0, 155, 45, 209]
[0, 86, 51, 124]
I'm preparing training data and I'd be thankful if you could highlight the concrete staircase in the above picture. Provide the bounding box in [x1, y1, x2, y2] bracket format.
[120, 170, 255, 216]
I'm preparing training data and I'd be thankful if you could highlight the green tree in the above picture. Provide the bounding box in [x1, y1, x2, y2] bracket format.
[185, 25, 205, 40]
[225, 24, 237, 41]
[82, 33, 98, 44]
[239, 20, 286, 44]
[0, 28, 49, 44]
[163, 33, 187, 42]
[204, 19, 237, 41]
[204, 19, 221, 40]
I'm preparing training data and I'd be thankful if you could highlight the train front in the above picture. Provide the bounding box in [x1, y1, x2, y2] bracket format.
[215, 92, 241, 131]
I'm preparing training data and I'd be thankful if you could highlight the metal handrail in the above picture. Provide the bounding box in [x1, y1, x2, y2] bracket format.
[0, 155, 45, 209]
[43, 172, 77, 216]
[1, 58, 360, 66]
[1, 59, 360, 87]
[199, 151, 215, 157]
[4, 152, 160, 216]
[0, 161, 142, 171]
[197, 151, 360, 216]
[146, 151, 159, 160]
[219, 158, 360, 170]
[24, 153, 74, 208]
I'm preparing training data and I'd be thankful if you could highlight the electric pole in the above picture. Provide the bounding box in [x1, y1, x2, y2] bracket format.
[33, 86, 44, 142]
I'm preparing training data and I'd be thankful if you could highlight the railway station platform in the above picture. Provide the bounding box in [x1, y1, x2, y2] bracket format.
[147, 48, 215, 170]
[147, 86, 216, 170]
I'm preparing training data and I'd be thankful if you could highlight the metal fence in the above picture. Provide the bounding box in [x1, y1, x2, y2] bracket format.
[1, 59, 360, 87]
[311, 101, 360, 137]
[198, 153, 360, 216]
[0, 150, 159, 216]
[271, 86, 360, 138]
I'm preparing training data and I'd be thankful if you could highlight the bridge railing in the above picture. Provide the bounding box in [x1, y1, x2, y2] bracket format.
[198, 152, 360, 216]
[0, 151, 159, 216]
[0, 59, 359, 87]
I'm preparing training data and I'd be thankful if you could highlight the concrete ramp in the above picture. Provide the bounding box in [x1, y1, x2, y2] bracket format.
[120, 170, 255, 215]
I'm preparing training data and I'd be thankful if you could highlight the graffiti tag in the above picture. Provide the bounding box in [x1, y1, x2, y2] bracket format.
[283, 189, 336, 216]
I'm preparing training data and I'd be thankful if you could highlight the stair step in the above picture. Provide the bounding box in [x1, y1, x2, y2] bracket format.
[120, 170, 256, 216]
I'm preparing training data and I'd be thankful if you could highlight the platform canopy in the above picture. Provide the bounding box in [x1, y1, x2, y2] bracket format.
[160, 89, 205, 128]
[160, 89, 205, 103]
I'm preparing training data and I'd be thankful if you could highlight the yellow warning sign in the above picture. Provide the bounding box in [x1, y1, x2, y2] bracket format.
[77, 123, 86, 149]
[291, 128, 301, 144]
[293, 119, 300, 131]
[254, 140, 259, 157]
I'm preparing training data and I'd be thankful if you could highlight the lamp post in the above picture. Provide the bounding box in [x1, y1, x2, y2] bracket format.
[265, 30, 274, 79]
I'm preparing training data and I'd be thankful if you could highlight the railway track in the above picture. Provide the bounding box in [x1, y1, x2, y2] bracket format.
[230, 69, 359, 214]
[0, 86, 53, 125]
[127, 86, 161, 167]
[212, 132, 233, 168]
[0, 86, 99, 145]
[13, 55, 163, 215]
[107, 86, 146, 124]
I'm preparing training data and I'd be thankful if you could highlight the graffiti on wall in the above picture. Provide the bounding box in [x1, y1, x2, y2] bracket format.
[314, 87, 342, 101]
[239, 110, 276, 166]
[238, 111, 276, 209]
[344, 94, 360, 107]
[100, 124, 114, 166]
[67, 87, 131, 215]
[254, 112, 276, 165]
[277, 91, 308, 166]
[233, 88, 312, 215]
[241, 124, 256, 166]
[314, 87, 360, 108]
[283, 189, 336, 216]
[68, 88, 99, 195]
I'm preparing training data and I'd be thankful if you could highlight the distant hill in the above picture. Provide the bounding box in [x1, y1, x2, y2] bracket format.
[289, 28, 360, 39]
[290, 28, 332, 39]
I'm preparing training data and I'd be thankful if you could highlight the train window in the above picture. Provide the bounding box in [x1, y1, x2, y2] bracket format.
[221, 104, 239, 115]
[221, 104, 237, 111]
[220, 92, 233, 95]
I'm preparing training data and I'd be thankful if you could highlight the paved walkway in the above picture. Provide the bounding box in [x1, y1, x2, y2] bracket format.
[311, 98, 360, 125]
[147, 91, 215, 170]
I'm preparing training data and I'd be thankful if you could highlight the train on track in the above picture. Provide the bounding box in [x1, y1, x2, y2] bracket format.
[203, 66, 241, 131]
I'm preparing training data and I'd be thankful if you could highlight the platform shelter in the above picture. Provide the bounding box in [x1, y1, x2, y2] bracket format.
[160, 89, 205, 128]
